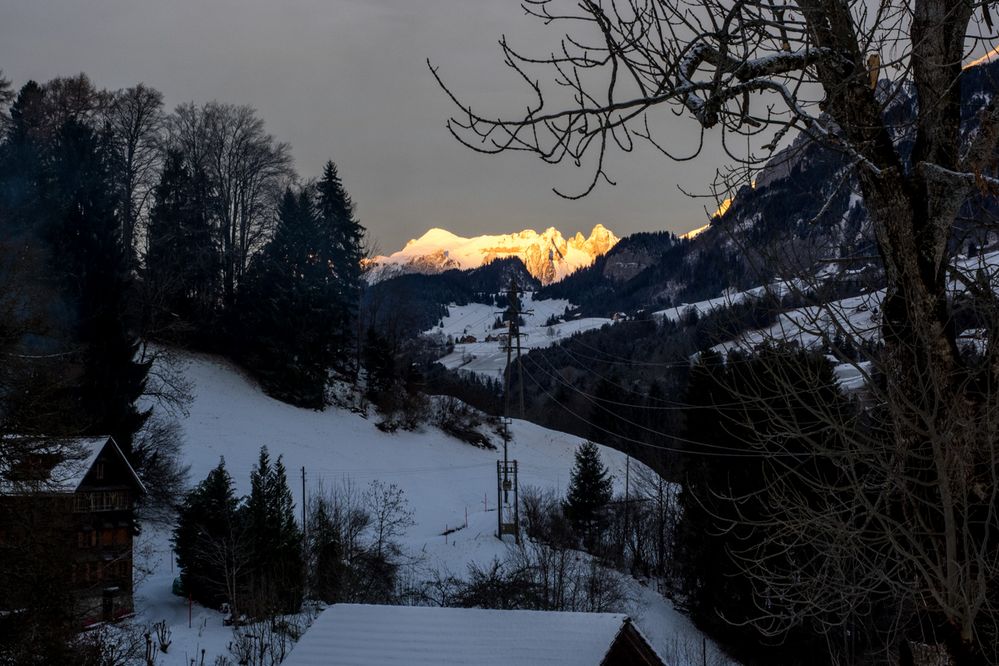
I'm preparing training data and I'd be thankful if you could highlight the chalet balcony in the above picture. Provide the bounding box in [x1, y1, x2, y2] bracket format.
[72, 490, 131, 513]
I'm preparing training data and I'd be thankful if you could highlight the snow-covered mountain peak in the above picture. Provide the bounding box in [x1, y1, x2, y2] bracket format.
[405, 227, 464, 249]
[368, 224, 619, 284]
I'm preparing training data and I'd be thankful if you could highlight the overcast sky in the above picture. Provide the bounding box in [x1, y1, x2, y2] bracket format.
[0, 0, 728, 251]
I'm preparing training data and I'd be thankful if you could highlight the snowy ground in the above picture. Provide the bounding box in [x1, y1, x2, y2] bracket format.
[430, 293, 613, 380]
[129, 352, 731, 665]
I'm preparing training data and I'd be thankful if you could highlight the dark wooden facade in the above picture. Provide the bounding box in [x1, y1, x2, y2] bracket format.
[601, 619, 668, 666]
[0, 436, 145, 625]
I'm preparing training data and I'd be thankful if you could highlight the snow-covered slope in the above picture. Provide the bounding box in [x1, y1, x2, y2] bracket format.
[368, 225, 619, 285]
[132, 352, 726, 665]
[428, 293, 614, 379]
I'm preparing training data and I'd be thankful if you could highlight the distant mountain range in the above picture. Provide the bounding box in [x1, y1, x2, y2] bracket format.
[366, 225, 619, 285]
[541, 59, 999, 316]
[367, 59, 999, 331]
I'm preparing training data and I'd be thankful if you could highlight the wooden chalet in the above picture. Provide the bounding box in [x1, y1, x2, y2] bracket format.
[283, 604, 666, 666]
[0, 436, 145, 624]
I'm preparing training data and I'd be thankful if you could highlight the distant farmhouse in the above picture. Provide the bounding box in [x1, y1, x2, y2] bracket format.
[0, 436, 145, 624]
[284, 604, 666, 666]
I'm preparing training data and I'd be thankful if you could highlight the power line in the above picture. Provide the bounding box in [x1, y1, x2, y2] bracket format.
[533, 344, 839, 411]
[518, 356, 804, 459]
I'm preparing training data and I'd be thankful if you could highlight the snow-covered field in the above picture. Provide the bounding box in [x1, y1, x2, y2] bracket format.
[430, 293, 613, 379]
[129, 352, 727, 665]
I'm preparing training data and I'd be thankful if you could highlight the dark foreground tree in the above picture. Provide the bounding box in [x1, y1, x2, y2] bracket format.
[48, 119, 151, 453]
[435, 3, 999, 662]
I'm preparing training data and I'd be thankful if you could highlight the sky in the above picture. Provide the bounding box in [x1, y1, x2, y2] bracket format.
[0, 0, 734, 251]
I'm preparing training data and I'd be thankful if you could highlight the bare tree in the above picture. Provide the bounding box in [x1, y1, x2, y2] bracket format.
[366, 480, 414, 559]
[196, 518, 253, 620]
[0, 70, 13, 131]
[434, 2, 999, 662]
[41, 73, 112, 132]
[105, 84, 165, 269]
[167, 102, 294, 307]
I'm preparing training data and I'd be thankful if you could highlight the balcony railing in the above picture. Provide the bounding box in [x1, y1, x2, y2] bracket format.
[73, 491, 130, 513]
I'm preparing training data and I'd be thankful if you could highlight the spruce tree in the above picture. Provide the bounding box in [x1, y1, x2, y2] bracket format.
[1, 82, 46, 229]
[240, 163, 364, 405]
[238, 188, 331, 406]
[48, 119, 150, 452]
[362, 327, 396, 406]
[563, 441, 613, 538]
[173, 458, 242, 609]
[316, 161, 364, 375]
[245, 447, 304, 614]
[145, 149, 218, 339]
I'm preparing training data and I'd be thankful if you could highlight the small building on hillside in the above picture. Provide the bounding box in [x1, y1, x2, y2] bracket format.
[0, 436, 145, 624]
[283, 604, 666, 666]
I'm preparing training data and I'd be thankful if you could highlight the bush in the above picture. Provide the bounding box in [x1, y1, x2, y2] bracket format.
[432, 396, 495, 448]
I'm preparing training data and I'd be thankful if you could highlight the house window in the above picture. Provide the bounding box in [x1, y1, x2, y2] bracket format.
[94, 462, 105, 481]
[78, 530, 97, 549]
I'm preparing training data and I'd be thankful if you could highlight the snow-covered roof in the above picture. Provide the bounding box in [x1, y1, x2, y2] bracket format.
[284, 604, 658, 666]
[0, 435, 144, 495]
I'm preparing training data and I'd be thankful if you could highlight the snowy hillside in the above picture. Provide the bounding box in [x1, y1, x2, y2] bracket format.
[654, 248, 999, 394]
[367, 225, 619, 285]
[427, 293, 615, 379]
[131, 352, 727, 665]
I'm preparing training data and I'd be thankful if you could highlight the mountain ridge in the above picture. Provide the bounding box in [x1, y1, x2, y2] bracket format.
[367, 224, 619, 285]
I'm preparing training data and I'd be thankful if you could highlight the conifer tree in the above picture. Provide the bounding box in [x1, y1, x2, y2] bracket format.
[316, 161, 364, 375]
[1, 82, 46, 226]
[564, 441, 613, 538]
[173, 458, 243, 609]
[246, 447, 304, 614]
[145, 149, 218, 338]
[48, 119, 150, 452]
[238, 188, 331, 406]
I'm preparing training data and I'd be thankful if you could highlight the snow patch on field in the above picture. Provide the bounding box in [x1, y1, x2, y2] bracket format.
[430, 293, 613, 379]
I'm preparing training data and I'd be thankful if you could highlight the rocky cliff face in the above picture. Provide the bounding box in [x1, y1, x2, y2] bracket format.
[367, 224, 619, 284]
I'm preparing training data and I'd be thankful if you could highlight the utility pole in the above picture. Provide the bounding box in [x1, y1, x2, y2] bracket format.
[301, 466, 307, 539]
[495, 276, 529, 542]
[515, 308, 525, 418]
[500, 278, 519, 502]
[623, 455, 631, 563]
[500, 276, 531, 419]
